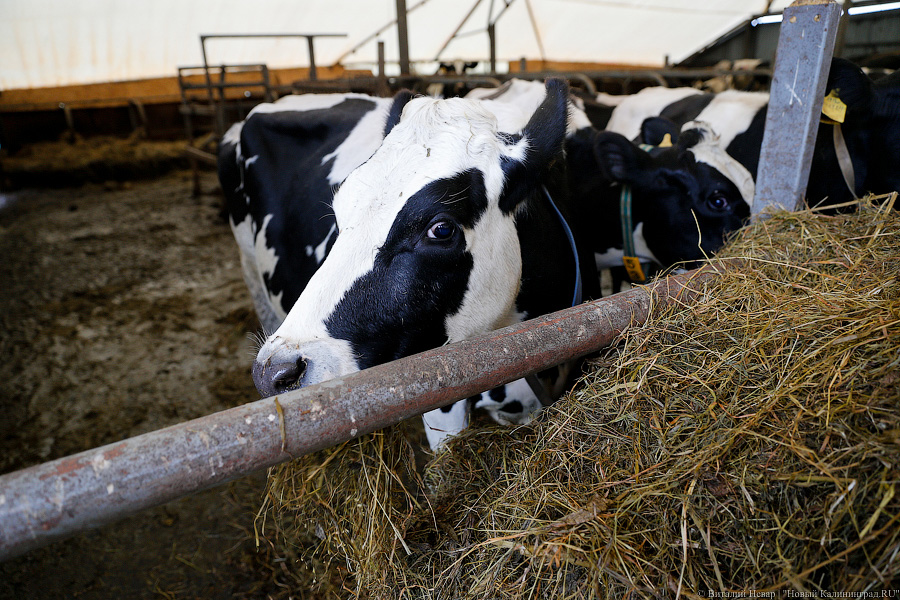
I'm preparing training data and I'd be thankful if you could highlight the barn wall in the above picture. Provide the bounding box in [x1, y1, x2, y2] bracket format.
[679, 10, 900, 68]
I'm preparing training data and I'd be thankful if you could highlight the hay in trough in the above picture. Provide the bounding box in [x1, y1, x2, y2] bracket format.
[264, 194, 900, 598]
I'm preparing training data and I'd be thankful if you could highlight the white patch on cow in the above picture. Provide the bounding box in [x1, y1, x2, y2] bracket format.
[422, 402, 470, 450]
[244, 155, 259, 168]
[606, 86, 704, 141]
[682, 121, 755, 208]
[595, 92, 629, 106]
[693, 90, 769, 148]
[222, 121, 243, 147]
[231, 213, 287, 331]
[471, 78, 591, 134]
[254, 214, 282, 299]
[594, 222, 660, 269]
[247, 93, 373, 117]
[321, 96, 395, 186]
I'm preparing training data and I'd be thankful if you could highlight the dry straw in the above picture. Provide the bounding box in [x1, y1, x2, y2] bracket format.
[264, 194, 900, 598]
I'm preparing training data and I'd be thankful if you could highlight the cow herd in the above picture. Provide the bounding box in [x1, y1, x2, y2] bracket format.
[217, 59, 898, 448]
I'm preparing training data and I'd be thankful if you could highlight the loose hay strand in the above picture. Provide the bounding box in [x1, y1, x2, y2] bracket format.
[263, 195, 900, 598]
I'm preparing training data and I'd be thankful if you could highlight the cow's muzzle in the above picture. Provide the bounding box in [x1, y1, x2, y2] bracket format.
[252, 357, 307, 398]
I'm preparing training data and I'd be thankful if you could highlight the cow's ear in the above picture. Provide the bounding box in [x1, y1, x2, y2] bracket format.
[498, 78, 570, 213]
[641, 116, 680, 146]
[826, 58, 872, 113]
[592, 131, 647, 184]
[384, 90, 415, 136]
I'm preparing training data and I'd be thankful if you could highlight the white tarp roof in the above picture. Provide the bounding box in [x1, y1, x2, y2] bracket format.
[1, 0, 795, 90]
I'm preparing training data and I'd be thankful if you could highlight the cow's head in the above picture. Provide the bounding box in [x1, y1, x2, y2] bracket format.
[252, 80, 570, 397]
[593, 119, 753, 267]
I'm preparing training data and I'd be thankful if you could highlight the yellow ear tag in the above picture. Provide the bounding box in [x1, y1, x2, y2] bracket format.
[658, 133, 673, 148]
[622, 256, 646, 283]
[822, 89, 847, 124]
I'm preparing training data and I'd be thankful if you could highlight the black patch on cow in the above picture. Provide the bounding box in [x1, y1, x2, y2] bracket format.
[808, 59, 900, 206]
[489, 387, 507, 402]
[499, 79, 570, 214]
[220, 98, 384, 315]
[324, 170, 489, 369]
[658, 93, 714, 131]
[498, 400, 523, 414]
[726, 106, 767, 179]
[641, 117, 681, 147]
[572, 89, 616, 129]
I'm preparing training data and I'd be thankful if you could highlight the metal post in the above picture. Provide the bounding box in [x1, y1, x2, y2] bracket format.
[395, 0, 411, 75]
[377, 40, 388, 96]
[306, 36, 318, 81]
[752, 0, 842, 217]
[488, 23, 497, 74]
[0, 267, 719, 561]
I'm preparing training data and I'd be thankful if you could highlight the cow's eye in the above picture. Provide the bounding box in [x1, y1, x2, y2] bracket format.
[427, 221, 456, 241]
[707, 193, 729, 212]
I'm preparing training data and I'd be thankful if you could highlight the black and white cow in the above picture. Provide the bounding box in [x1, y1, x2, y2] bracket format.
[606, 58, 900, 207]
[221, 80, 754, 447]
[243, 80, 599, 448]
[474, 79, 754, 275]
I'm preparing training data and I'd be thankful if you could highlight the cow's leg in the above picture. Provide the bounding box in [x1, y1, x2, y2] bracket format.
[422, 401, 470, 450]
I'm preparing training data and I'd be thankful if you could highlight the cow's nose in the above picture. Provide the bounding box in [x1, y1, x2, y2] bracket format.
[252, 357, 307, 398]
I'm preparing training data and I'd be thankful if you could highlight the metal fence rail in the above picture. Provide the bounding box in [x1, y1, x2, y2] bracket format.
[0, 266, 718, 562]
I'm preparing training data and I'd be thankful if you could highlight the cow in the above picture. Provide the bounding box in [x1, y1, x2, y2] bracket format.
[221, 80, 753, 448]
[606, 58, 900, 208]
[242, 80, 602, 448]
[472, 79, 754, 278]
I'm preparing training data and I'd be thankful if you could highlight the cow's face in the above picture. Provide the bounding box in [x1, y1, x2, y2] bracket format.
[252, 81, 570, 397]
[594, 121, 752, 268]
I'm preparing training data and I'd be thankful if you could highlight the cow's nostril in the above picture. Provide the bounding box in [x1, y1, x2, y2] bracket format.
[252, 357, 308, 398]
[272, 358, 307, 391]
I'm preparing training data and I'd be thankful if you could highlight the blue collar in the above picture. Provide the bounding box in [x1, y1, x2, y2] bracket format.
[541, 185, 582, 307]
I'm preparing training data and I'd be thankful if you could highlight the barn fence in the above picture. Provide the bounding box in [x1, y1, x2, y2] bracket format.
[0, 267, 718, 561]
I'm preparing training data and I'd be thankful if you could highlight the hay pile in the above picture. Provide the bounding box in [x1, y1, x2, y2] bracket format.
[264, 195, 900, 598]
[1, 134, 190, 187]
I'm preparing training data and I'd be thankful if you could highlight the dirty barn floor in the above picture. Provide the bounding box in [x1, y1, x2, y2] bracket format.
[0, 170, 310, 598]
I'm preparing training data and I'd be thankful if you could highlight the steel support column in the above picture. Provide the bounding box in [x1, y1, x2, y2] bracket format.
[752, 0, 842, 216]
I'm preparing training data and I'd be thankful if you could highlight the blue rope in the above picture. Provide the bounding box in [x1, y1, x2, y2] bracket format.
[542, 185, 582, 307]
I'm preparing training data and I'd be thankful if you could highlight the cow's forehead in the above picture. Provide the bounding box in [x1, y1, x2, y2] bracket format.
[332, 96, 514, 230]
[680, 121, 755, 207]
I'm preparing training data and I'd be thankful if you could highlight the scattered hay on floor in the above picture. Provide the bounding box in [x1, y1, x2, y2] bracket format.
[264, 194, 900, 598]
[2, 134, 190, 186]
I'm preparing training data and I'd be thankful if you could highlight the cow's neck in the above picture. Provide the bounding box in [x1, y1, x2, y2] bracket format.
[513, 182, 593, 319]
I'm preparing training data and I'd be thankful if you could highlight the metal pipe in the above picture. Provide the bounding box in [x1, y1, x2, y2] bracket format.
[0, 267, 719, 562]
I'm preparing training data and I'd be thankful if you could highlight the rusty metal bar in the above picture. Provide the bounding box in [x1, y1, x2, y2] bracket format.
[752, 0, 842, 216]
[0, 267, 719, 562]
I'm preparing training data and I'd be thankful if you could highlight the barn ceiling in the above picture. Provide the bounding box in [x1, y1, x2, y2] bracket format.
[0, 0, 862, 90]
